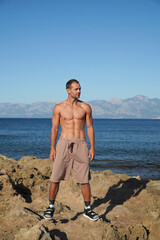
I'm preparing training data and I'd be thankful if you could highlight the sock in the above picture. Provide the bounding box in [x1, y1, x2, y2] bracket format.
[84, 201, 91, 209]
[49, 200, 55, 208]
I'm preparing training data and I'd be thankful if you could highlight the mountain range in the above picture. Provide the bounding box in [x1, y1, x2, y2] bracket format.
[0, 95, 160, 119]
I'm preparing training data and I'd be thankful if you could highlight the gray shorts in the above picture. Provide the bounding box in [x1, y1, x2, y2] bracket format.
[50, 137, 90, 184]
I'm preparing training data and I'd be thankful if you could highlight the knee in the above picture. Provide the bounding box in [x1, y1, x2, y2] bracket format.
[52, 181, 59, 185]
[81, 183, 90, 189]
[50, 182, 59, 189]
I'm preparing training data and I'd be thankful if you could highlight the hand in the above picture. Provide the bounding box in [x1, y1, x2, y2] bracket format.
[50, 149, 56, 162]
[89, 148, 95, 161]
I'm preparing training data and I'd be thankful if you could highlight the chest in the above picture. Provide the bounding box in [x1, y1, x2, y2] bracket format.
[61, 106, 86, 120]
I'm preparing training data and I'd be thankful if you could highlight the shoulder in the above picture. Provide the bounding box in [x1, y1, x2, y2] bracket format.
[79, 101, 92, 114]
[53, 101, 66, 113]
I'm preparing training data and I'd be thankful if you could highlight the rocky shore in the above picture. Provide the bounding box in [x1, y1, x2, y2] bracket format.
[0, 155, 160, 240]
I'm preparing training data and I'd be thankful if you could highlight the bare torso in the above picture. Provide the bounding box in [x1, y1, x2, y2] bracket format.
[58, 100, 87, 139]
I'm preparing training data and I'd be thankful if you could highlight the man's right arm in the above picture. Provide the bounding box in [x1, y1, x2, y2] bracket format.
[50, 105, 60, 161]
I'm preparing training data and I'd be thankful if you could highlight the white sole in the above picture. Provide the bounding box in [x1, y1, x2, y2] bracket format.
[44, 216, 53, 220]
[83, 213, 99, 221]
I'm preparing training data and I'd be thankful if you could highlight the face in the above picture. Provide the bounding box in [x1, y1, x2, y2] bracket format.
[67, 82, 81, 99]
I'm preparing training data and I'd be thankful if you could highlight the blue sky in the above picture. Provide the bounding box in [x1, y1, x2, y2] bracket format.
[0, 0, 160, 103]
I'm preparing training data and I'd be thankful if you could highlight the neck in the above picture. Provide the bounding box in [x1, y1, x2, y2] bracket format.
[67, 97, 78, 105]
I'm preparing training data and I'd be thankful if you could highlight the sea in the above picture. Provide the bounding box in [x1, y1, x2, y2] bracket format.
[0, 118, 160, 180]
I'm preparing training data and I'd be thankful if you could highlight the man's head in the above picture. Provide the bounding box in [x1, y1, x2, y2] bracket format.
[66, 79, 80, 89]
[66, 79, 81, 99]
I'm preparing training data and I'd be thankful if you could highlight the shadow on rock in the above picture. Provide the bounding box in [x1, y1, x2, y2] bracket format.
[49, 229, 68, 240]
[92, 178, 149, 222]
[14, 183, 32, 203]
[71, 211, 83, 221]
[60, 219, 69, 224]
[24, 207, 44, 220]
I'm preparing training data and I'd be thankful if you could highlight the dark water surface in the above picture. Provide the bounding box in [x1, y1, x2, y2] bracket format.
[0, 118, 160, 180]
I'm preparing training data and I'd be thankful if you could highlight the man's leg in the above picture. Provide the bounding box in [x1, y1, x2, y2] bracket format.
[81, 183, 99, 221]
[44, 182, 59, 219]
[81, 183, 91, 202]
[49, 182, 59, 200]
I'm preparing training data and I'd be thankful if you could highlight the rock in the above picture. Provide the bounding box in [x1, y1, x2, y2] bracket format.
[14, 224, 52, 240]
[149, 219, 160, 240]
[0, 155, 160, 239]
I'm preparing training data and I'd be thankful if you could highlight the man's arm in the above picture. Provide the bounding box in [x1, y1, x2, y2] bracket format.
[85, 104, 95, 161]
[50, 105, 60, 161]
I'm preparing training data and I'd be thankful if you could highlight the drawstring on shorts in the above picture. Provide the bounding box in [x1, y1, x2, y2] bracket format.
[68, 142, 75, 153]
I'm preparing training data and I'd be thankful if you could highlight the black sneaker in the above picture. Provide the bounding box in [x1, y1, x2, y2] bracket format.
[83, 206, 99, 221]
[44, 205, 55, 220]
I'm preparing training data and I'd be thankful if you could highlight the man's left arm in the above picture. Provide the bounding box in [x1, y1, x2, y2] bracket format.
[85, 104, 95, 161]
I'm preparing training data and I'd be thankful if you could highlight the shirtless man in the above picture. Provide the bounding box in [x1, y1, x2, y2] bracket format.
[44, 79, 99, 221]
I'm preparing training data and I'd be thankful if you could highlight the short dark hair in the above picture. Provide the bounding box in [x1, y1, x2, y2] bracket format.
[66, 79, 79, 89]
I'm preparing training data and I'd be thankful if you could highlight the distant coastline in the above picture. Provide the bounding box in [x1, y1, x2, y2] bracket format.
[0, 95, 160, 118]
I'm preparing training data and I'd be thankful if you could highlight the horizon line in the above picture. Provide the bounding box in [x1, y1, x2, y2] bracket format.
[0, 95, 160, 105]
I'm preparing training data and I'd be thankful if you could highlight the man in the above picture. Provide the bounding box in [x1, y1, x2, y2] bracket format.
[44, 79, 99, 221]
